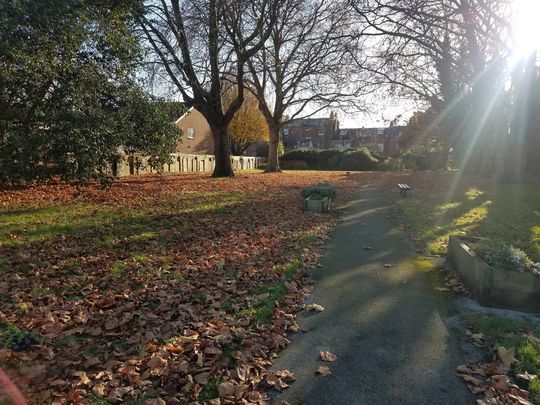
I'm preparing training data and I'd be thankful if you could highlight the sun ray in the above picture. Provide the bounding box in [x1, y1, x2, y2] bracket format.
[509, 0, 540, 65]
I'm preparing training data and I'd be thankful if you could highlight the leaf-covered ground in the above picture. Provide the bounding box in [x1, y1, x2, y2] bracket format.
[0, 171, 363, 405]
[4, 170, 537, 404]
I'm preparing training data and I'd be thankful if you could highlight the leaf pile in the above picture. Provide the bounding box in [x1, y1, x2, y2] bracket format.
[442, 272, 472, 297]
[457, 362, 533, 404]
[458, 339, 536, 404]
[0, 172, 359, 404]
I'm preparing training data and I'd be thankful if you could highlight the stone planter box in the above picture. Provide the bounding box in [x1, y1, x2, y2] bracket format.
[304, 197, 330, 214]
[448, 235, 540, 312]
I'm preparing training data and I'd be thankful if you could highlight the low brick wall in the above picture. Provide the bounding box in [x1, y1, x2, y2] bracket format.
[116, 153, 265, 176]
[448, 235, 540, 312]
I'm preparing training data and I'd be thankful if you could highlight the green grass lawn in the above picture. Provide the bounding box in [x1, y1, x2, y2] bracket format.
[398, 182, 540, 261]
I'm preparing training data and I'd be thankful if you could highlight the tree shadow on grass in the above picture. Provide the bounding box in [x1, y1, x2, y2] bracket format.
[402, 181, 540, 261]
[0, 183, 329, 310]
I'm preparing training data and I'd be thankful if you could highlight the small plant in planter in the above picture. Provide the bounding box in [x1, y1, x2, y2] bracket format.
[475, 241, 540, 275]
[301, 183, 336, 213]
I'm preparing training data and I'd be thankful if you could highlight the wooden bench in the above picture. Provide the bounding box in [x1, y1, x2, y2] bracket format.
[398, 183, 411, 197]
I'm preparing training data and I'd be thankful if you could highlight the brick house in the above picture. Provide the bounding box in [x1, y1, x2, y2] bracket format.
[119, 107, 264, 175]
[330, 126, 403, 157]
[175, 107, 214, 154]
[282, 112, 339, 151]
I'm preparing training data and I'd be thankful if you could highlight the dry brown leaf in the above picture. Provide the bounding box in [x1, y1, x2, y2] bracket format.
[517, 371, 537, 381]
[305, 303, 325, 312]
[456, 365, 472, 374]
[320, 351, 337, 362]
[274, 378, 289, 391]
[315, 365, 332, 376]
[218, 381, 235, 398]
[276, 369, 296, 383]
[496, 346, 517, 367]
[107, 386, 133, 402]
[84, 356, 100, 368]
[92, 383, 107, 396]
[459, 374, 483, 386]
[73, 371, 91, 385]
[490, 374, 509, 391]
[194, 372, 210, 385]
[147, 355, 166, 370]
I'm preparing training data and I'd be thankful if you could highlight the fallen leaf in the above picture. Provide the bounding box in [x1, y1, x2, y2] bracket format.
[457, 364, 472, 374]
[496, 346, 517, 367]
[490, 374, 509, 391]
[275, 369, 296, 383]
[305, 303, 325, 312]
[92, 384, 107, 396]
[73, 370, 91, 385]
[84, 356, 100, 368]
[147, 355, 166, 370]
[517, 371, 537, 381]
[320, 351, 337, 362]
[315, 365, 332, 376]
[218, 381, 235, 397]
[194, 372, 210, 385]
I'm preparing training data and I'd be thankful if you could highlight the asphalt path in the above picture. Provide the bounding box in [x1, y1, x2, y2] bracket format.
[271, 187, 474, 405]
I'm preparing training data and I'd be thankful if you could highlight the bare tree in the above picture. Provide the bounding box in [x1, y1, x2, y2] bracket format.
[350, 0, 512, 166]
[246, 0, 365, 172]
[137, 0, 281, 177]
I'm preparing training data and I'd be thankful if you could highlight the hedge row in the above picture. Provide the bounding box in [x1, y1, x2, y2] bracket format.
[279, 149, 447, 171]
[280, 148, 380, 171]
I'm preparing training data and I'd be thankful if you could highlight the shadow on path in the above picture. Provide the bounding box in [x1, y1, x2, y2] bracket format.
[271, 187, 474, 405]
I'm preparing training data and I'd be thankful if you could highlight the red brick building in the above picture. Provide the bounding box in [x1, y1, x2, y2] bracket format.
[282, 112, 339, 151]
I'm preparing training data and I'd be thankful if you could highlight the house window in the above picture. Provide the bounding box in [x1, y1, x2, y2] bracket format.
[187, 128, 195, 139]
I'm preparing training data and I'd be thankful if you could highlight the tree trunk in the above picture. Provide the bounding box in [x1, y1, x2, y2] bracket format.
[265, 125, 281, 172]
[211, 125, 234, 177]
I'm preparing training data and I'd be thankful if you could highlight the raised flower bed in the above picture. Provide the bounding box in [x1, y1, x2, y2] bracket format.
[448, 235, 540, 312]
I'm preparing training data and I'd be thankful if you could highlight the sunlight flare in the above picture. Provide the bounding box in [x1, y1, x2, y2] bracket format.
[510, 0, 540, 62]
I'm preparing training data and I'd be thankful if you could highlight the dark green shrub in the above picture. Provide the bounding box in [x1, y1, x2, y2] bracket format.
[336, 148, 379, 171]
[281, 160, 309, 170]
[301, 183, 337, 200]
[255, 142, 269, 157]
[281, 149, 383, 171]
[0, 323, 36, 351]
[281, 150, 341, 169]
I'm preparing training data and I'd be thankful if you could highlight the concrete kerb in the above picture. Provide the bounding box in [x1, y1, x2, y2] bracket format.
[447, 235, 540, 313]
